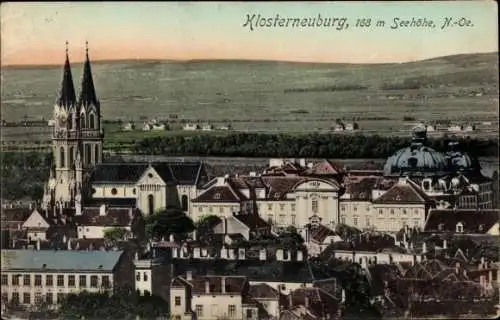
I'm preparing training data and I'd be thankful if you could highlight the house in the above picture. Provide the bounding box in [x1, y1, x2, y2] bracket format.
[333, 123, 345, 132]
[344, 122, 359, 131]
[21, 208, 76, 242]
[211, 214, 271, 241]
[0, 249, 134, 309]
[201, 124, 214, 131]
[133, 247, 172, 303]
[448, 125, 463, 132]
[279, 287, 343, 320]
[464, 124, 476, 132]
[248, 283, 281, 319]
[151, 123, 167, 131]
[72, 205, 144, 239]
[302, 223, 342, 257]
[142, 122, 152, 131]
[182, 123, 199, 131]
[371, 177, 434, 232]
[170, 273, 255, 320]
[1, 207, 32, 249]
[219, 124, 232, 131]
[423, 209, 500, 235]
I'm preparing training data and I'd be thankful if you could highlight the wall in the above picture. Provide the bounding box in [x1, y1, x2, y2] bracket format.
[77, 226, 132, 239]
[190, 202, 241, 222]
[339, 200, 372, 229]
[249, 281, 313, 293]
[192, 294, 242, 320]
[370, 204, 426, 232]
[91, 183, 137, 198]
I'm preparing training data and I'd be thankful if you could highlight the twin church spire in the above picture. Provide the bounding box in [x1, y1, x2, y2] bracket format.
[57, 41, 98, 110]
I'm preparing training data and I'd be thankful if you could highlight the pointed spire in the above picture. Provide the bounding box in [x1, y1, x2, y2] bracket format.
[57, 41, 77, 107]
[78, 41, 98, 107]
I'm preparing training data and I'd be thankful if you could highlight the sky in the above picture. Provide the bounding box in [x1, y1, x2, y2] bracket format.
[1, 1, 498, 65]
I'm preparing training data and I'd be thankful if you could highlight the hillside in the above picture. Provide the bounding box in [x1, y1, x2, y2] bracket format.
[1, 52, 498, 135]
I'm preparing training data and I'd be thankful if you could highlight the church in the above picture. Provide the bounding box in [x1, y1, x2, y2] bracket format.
[41, 43, 209, 217]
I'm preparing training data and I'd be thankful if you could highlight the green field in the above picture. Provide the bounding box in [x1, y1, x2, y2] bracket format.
[1, 52, 498, 139]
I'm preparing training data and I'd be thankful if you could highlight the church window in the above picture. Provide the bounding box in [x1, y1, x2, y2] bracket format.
[69, 147, 74, 167]
[80, 113, 86, 128]
[148, 194, 154, 215]
[181, 195, 188, 211]
[311, 199, 318, 213]
[94, 145, 99, 164]
[148, 173, 153, 178]
[111, 188, 117, 195]
[85, 144, 91, 165]
[59, 147, 65, 168]
[89, 113, 96, 129]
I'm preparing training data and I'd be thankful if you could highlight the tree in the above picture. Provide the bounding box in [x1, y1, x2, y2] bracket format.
[195, 214, 221, 236]
[103, 227, 130, 245]
[145, 207, 195, 240]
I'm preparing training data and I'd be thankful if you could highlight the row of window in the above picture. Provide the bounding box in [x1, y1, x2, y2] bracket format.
[2, 291, 67, 305]
[58, 144, 99, 168]
[267, 214, 297, 226]
[1, 274, 110, 288]
[195, 304, 237, 318]
[197, 206, 240, 214]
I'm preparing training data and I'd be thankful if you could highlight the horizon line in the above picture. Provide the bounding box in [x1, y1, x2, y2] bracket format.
[2, 50, 498, 69]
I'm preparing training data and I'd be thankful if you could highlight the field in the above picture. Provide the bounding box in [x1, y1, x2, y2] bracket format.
[1, 52, 498, 142]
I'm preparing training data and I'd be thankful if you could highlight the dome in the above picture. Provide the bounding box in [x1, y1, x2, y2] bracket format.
[383, 126, 448, 176]
[446, 142, 481, 172]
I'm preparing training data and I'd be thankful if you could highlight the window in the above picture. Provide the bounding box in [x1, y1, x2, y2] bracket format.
[69, 146, 74, 167]
[246, 309, 253, 318]
[94, 145, 99, 164]
[456, 222, 464, 233]
[12, 292, 19, 304]
[198, 206, 202, 213]
[45, 275, 53, 286]
[353, 216, 358, 226]
[181, 195, 188, 211]
[311, 199, 318, 213]
[291, 214, 296, 226]
[23, 293, 30, 304]
[353, 206, 358, 212]
[390, 209, 394, 214]
[132, 188, 137, 195]
[209, 206, 213, 213]
[267, 204, 272, 211]
[76, 275, 85, 288]
[219, 206, 223, 213]
[174, 296, 181, 306]
[174, 316, 181, 320]
[59, 147, 65, 168]
[280, 204, 285, 211]
[35, 292, 42, 304]
[148, 194, 154, 215]
[228, 305, 236, 318]
[46, 292, 53, 305]
[111, 188, 117, 195]
[136, 272, 141, 281]
[195, 305, 203, 317]
[366, 217, 371, 227]
[89, 113, 96, 129]
[57, 293, 65, 303]
[57, 275, 64, 287]
[341, 216, 346, 224]
[34, 275, 42, 286]
[143, 272, 148, 282]
[291, 204, 296, 211]
[378, 209, 383, 215]
[68, 275, 75, 287]
[1, 274, 7, 285]
[101, 276, 110, 288]
[85, 144, 92, 165]
[91, 276, 98, 288]
[12, 274, 20, 286]
[279, 214, 286, 225]
[23, 274, 30, 286]
[341, 205, 345, 211]
[438, 223, 444, 231]
[214, 193, 221, 200]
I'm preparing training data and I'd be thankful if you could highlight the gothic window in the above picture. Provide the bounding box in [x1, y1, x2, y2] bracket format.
[69, 146, 74, 167]
[80, 113, 86, 129]
[59, 147, 65, 168]
[94, 145, 99, 164]
[85, 144, 91, 165]
[148, 194, 154, 215]
[68, 114, 73, 130]
[89, 113, 96, 129]
[181, 195, 188, 211]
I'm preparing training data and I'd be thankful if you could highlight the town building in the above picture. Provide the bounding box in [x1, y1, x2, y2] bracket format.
[0, 249, 134, 309]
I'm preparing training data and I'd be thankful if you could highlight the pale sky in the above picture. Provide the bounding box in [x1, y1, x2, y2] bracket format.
[1, 1, 498, 65]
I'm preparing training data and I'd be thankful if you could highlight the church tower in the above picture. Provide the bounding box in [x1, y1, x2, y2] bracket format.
[43, 42, 103, 209]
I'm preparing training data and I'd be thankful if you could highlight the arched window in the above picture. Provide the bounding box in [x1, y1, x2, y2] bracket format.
[59, 147, 65, 168]
[85, 144, 92, 165]
[69, 147, 74, 167]
[148, 194, 154, 215]
[181, 195, 188, 211]
[80, 113, 86, 129]
[68, 114, 73, 130]
[94, 145, 99, 164]
[311, 198, 318, 213]
[89, 113, 96, 129]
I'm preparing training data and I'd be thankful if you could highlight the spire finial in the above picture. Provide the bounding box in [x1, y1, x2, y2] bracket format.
[85, 41, 89, 55]
[65, 41, 69, 55]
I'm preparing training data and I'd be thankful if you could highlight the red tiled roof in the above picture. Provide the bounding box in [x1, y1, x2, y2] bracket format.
[261, 176, 305, 200]
[424, 209, 499, 234]
[192, 185, 246, 203]
[373, 179, 433, 204]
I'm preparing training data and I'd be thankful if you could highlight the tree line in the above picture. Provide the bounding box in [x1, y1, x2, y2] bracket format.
[132, 133, 498, 158]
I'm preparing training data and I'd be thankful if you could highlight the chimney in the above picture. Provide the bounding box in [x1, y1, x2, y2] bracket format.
[205, 279, 210, 294]
[128, 208, 134, 221]
[67, 238, 72, 250]
[192, 230, 197, 241]
[259, 248, 267, 261]
[455, 262, 460, 274]
[296, 250, 303, 261]
[304, 295, 309, 309]
[75, 202, 82, 216]
[134, 252, 139, 261]
[341, 289, 346, 303]
[422, 242, 427, 254]
[62, 235, 67, 244]
[288, 290, 293, 307]
[186, 271, 192, 281]
[221, 277, 226, 294]
[443, 239, 447, 249]
[99, 204, 107, 216]
[36, 238, 41, 251]
[169, 234, 175, 242]
[53, 205, 57, 218]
